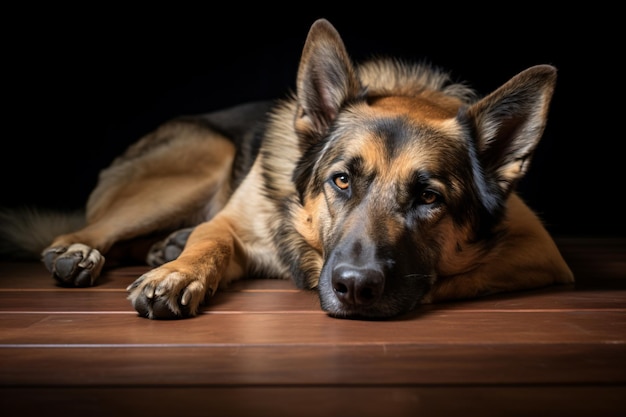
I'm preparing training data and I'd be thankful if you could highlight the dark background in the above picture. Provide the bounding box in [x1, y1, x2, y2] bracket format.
[2, 7, 623, 237]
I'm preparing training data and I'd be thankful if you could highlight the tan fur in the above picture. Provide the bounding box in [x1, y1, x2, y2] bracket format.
[50, 121, 236, 256]
[368, 95, 462, 119]
[428, 194, 574, 302]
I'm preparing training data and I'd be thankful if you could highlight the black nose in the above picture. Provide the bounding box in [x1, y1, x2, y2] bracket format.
[332, 265, 384, 307]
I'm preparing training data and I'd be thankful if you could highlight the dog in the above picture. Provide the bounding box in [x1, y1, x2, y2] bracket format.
[1, 18, 574, 320]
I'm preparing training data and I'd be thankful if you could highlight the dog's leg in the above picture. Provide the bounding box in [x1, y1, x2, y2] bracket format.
[41, 178, 209, 287]
[42, 188, 197, 287]
[126, 156, 286, 319]
[126, 216, 241, 319]
[42, 120, 236, 287]
[426, 239, 574, 303]
[425, 195, 575, 303]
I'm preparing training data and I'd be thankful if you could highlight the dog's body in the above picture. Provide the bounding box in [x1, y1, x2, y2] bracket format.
[5, 19, 574, 319]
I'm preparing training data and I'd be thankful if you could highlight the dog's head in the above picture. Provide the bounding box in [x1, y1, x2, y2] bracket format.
[292, 19, 556, 319]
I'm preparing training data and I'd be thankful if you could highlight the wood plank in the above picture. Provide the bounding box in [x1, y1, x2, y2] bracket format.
[0, 288, 321, 313]
[1, 344, 625, 386]
[0, 261, 298, 290]
[0, 238, 624, 417]
[1, 386, 625, 417]
[0, 312, 624, 345]
[1, 286, 625, 313]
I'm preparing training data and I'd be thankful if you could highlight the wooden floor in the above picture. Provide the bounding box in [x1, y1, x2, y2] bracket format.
[0, 237, 625, 417]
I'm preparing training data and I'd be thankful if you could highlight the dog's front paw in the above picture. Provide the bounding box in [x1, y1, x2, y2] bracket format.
[126, 264, 209, 319]
[146, 227, 194, 267]
[41, 243, 105, 287]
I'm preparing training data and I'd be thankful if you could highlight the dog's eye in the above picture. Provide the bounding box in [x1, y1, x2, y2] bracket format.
[332, 173, 350, 190]
[420, 190, 440, 205]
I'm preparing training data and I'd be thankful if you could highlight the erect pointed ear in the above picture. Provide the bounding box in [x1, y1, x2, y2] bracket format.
[462, 65, 557, 195]
[294, 19, 363, 139]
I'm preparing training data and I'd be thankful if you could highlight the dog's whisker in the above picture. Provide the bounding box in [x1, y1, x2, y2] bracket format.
[402, 273, 433, 279]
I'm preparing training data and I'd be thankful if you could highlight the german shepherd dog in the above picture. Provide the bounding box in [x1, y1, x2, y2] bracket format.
[3, 18, 574, 319]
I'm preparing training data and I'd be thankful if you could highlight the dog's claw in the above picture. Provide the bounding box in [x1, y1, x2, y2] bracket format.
[181, 289, 191, 306]
[125, 275, 145, 291]
[144, 284, 156, 299]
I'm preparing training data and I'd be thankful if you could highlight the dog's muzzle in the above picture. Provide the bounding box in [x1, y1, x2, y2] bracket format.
[317, 236, 434, 319]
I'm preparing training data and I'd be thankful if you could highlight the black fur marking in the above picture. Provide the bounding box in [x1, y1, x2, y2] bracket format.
[198, 101, 274, 191]
[455, 108, 508, 241]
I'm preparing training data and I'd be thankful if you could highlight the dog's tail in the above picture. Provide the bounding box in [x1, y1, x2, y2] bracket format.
[0, 207, 85, 260]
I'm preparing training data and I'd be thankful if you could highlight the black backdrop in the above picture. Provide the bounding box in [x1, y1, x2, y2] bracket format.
[2, 7, 623, 237]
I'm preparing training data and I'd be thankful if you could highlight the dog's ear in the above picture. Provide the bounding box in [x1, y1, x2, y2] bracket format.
[294, 19, 362, 138]
[463, 65, 557, 197]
